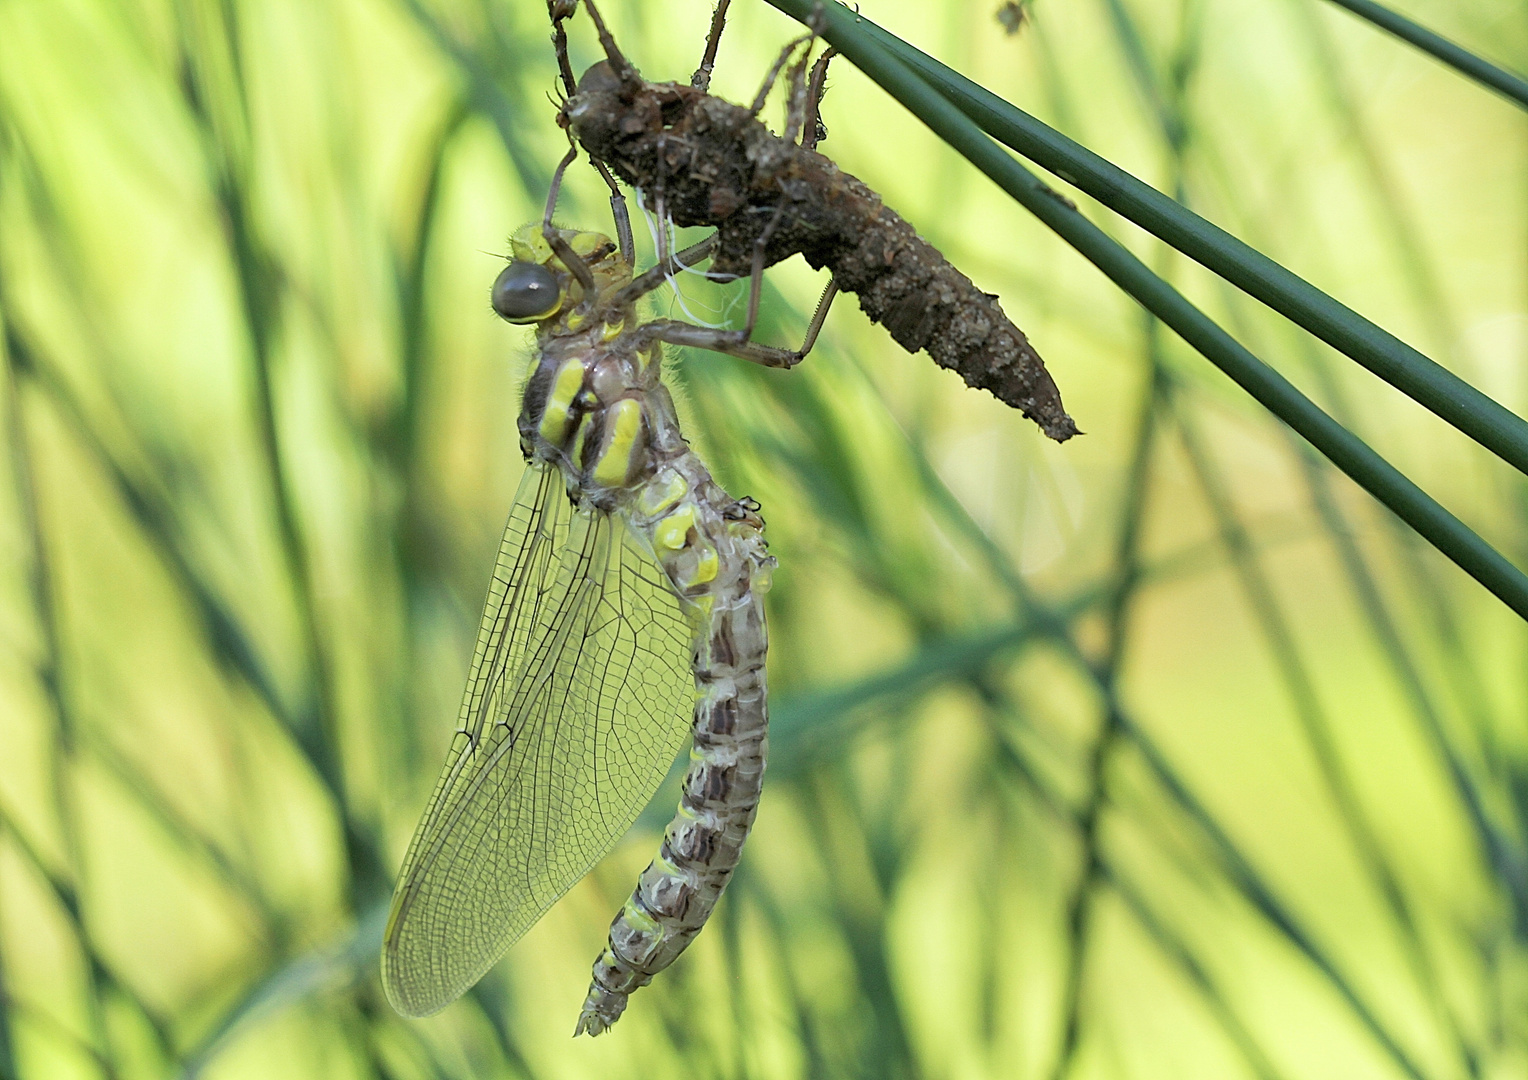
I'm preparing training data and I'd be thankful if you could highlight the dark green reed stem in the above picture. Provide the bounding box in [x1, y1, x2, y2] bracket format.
[1102, 0, 1483, 1061]
[1320, 0, 1528, 110]
[766, 0, 1528, 622]
[763, 1, 1528, 480]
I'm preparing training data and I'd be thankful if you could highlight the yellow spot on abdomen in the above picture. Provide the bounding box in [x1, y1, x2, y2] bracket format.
[638, 471, 689, 517]
[655, 504, 696, 551]
[591, 398, 642, 487]
[621, 896, 661, 935]
[677, 543, 718, 588]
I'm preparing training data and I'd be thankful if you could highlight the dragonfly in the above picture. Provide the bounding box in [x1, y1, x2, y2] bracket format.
[380, 142, 822, 1035]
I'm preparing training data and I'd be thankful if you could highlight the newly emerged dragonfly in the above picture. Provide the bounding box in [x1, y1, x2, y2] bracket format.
[381, 146, 822, 1034]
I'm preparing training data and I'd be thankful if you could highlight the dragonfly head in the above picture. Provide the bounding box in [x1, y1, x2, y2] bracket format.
[494, 224, 631, 324]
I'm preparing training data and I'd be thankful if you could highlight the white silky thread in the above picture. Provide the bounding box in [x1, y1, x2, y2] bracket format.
[634, 188, 741, 329]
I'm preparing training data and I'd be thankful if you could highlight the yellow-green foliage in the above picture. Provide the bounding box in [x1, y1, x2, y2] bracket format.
[1, 0, 1526, 1077]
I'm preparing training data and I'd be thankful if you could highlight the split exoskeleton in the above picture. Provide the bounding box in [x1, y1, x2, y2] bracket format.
[554, 0, 1078, 441]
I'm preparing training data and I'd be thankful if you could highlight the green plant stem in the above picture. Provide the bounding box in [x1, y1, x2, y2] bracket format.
[768, 1, 1528, 480]
[766, 0, 1528, 622]
[1320, 0, 1528, 110]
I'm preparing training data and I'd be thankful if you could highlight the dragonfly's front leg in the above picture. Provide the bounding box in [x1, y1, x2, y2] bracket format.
[640, 279, 837, 369]
[637, 203, 838, 368]
[541, 145, 598, 304]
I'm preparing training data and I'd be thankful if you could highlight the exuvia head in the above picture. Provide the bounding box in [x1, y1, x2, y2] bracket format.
[491, 224, 625, 324]
[576, 60, 623, 97]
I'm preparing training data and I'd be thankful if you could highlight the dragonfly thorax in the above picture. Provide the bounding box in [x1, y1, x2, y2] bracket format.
[520, 325, 677, 510]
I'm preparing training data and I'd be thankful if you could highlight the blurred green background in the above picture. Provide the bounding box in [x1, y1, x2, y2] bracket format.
[3, 0, 1528, 1077]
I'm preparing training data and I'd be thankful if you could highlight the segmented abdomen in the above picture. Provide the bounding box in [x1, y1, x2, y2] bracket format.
[575, 455, 772, 1036]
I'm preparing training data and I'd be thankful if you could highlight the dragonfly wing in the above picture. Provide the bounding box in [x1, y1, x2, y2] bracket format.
[382, 461, 697, 1017]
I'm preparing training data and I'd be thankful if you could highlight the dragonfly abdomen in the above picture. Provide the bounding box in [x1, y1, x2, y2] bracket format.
[576, 457, 772, 1036]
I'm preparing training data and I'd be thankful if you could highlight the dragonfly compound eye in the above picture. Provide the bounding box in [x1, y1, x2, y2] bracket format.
[492, 261, 562, 323]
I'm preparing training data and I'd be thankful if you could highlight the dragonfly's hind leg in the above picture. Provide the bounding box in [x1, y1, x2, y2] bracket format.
[642, 280, 836, 368]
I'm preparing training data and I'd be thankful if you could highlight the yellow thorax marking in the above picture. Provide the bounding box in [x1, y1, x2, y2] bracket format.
[538, 359, 586, 445]
[569, 413, 593, 471]
[591, 398, 642, 487]
[569, 231, 612, 261]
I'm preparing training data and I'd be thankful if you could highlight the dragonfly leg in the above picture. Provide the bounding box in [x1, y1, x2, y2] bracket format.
[640, 321, 795, 368]
[612, 233, 719, 307]
[796, 276, 838, 358]
[590, 158, 635, 267]
[542, 145, 599, 301]
[640, 275, 835, 368]
[639, 199, 832, 367]
[691, 0, 733, 91]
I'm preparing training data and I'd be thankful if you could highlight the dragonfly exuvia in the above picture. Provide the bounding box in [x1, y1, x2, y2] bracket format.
[381, 146, 821, 1035]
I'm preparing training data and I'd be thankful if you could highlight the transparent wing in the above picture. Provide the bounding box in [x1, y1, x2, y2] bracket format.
[382, 461, 697, 1017]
